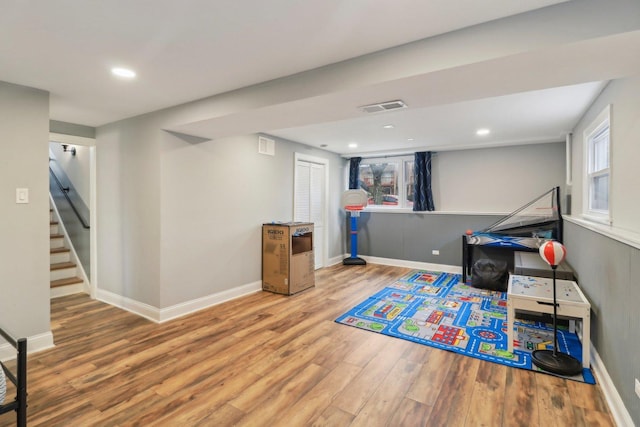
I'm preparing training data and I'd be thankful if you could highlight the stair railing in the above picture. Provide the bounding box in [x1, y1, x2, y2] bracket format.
[49, 166, 90, 229]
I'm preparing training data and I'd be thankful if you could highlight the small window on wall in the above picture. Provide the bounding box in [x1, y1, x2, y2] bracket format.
[358, 156, 413, 208]
[583, 105, 611, 224]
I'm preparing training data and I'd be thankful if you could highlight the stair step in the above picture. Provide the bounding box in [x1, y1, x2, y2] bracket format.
[50, 247, 70, 254]
[50, 221, 58, 225]
[51, 277, 83, 288]
[51, 261, 76, 271]
[50, 233, 65, 239]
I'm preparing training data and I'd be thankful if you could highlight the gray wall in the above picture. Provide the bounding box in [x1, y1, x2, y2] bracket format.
[356, 212, 503, 267]
[0, 81, 51, 340]
[159, 132, 344, 307]
[356, 142, 566, 267]
[566, 75, 640, 426]
[565, 222, 640, 425]
[97, 111, 344, 309]
[50, 120, 96, 139]
[97, 114, 163, 307]
[434, 143, 566, 212]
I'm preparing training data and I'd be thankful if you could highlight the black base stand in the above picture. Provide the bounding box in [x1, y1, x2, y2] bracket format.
[343, 257, 366, 266]
[531, 349, 582, 376]
[531, 264, 583, 377]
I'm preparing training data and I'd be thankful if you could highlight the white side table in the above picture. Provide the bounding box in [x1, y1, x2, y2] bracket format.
[507, 274, 591, 368]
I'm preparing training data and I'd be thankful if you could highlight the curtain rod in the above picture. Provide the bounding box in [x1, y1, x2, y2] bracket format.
[341, 151, 438, 159]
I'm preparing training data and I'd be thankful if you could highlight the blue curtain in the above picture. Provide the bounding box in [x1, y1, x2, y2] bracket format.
[413, 151, 435, 211]
[348, 157, 362, 189]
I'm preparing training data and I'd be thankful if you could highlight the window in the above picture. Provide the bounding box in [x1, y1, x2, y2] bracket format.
[583, 105, 610, 223]
[357, 156, 414, 208]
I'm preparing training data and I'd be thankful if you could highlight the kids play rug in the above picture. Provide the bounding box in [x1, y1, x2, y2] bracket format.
[336, 270, 595, 384]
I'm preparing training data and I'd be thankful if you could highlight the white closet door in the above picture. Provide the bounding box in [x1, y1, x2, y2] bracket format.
[295, 163, 311, 222]
[294, 159, 325, 269]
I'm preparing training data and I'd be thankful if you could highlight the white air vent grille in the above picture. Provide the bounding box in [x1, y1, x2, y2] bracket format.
[359, 100, 407, 114]
[258, 136, 275, 156]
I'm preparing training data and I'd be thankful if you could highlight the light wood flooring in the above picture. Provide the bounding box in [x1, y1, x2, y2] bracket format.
[1, 263, 614, 426]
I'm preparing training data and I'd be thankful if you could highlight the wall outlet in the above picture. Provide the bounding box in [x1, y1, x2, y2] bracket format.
[635, 378, 640, 399]
[432, 250, 440, 256]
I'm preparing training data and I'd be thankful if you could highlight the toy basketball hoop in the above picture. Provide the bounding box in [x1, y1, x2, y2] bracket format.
[341, 190, 367, 265]
[341, 189, 368, 217]
[344, 205, 364, 216]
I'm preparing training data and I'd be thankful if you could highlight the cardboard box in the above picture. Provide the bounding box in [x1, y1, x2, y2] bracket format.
[262, 222, 314, 295]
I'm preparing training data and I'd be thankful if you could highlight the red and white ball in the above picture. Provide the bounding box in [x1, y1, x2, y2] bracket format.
[539, 240, 566, 267]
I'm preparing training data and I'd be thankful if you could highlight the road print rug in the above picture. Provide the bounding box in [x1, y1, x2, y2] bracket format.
[335, 270, 595, 384]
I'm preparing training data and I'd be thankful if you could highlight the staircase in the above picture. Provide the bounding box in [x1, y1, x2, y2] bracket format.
[50, 208, 85, 298]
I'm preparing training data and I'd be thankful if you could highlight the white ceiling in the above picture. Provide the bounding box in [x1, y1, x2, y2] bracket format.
[2, 0, 638, 155]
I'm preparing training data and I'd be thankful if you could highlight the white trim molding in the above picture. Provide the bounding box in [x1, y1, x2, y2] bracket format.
[158, 281, 262, 323]
[0, 331, 55, 362]
[590, 343, 634, 427]
[49, 132, 96, 147]
[96, 289, 160, 323]
[97, 281, 263, 324]
[564, 215, 640, 251]
[353, 254, 463, 275]
[582, 104, 611, 224]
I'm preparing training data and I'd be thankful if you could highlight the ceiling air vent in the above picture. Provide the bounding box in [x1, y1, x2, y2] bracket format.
[258, 136, 275, 156]
[359, 100, 407, 114]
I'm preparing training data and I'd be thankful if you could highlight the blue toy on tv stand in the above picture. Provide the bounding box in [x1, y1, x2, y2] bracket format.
[341, 189, 368, 266]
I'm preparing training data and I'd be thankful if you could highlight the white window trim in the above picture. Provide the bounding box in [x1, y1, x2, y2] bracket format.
[357, 155, 414, 210]
[582, 104, 611, 225]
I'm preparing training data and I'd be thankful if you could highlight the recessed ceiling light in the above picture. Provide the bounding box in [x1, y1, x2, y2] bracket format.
[407, 138, 414, 141]
[476, 128, 490, 136]
[111, 67, 136, 78]
[383, 124, 394, 129]
[348, 142, 358, 148]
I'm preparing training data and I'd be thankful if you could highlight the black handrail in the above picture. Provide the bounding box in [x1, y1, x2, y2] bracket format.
[49, 166, 90, 229]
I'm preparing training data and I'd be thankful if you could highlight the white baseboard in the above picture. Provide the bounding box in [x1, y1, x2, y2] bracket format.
[96, 288, 161, 323]
[590, 343, 634, 427]
[0, 331, 55, 362]
[158, 281, 262, 323]
[356, 254, 463, 275]
[96, 281, 263, 324]
[327, 255, 346, 266]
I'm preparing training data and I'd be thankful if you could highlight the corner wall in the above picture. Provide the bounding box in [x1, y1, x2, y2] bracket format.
[0, 81, 52, 347]
[96, 108, 344, 313]
[159, 132, 344, 307]
[96, 114, 162, 307]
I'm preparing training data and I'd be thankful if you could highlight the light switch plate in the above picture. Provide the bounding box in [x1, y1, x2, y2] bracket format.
[16, 188, 29, 204]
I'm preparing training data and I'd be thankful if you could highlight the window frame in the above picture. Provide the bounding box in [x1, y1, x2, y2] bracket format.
[355, 155, 414, 210]
[582, 104, 611, 225]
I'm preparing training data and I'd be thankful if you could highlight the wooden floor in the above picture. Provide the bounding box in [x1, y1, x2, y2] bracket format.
[1, 264, 614, 427]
